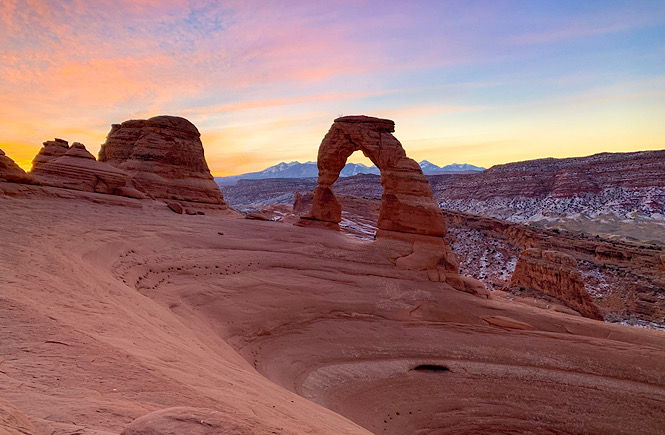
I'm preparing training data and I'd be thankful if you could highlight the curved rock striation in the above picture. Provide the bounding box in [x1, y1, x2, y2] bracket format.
[122, 407, 255, 435]
[30, 142, 143, 198]
[300, 116, 483, 295]
[30, 138, 70, 173]
[0, 393, 39, 435]
[508, 248, 603, 320]
[98, 115, 227, 206]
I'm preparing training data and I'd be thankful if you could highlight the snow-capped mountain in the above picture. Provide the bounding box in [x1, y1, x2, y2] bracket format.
[215, 160, 480, 186]
[419, 160, 485, 174]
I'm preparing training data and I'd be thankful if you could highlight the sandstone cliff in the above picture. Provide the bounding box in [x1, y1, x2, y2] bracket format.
[442, 209, 665, 328]
[431, 150, 665, 242]
[507, 248, 603, 320]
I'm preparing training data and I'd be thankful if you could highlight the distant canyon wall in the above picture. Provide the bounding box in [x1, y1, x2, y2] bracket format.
[431, 150, 665, 240]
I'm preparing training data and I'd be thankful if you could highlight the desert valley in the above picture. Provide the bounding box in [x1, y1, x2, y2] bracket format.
[1, 115, 664, 434]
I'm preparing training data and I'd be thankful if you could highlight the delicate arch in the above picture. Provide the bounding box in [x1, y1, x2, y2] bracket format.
[306, 115, 446, 237]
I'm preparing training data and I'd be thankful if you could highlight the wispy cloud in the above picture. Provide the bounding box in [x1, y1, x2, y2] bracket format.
[0, 1, 663, 174]
[505, 3, 665, 45]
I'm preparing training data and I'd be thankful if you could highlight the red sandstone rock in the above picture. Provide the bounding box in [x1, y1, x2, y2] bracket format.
[166, 201, 183, 214]
[122, 407, 256, 434]
[305, 116, 445, 237]
[431, 149, 665, 202]
[65, 142, 95, 159]
[298, 116, 472, 292]
[30, 138, 70, 172]
[0, 393, 39, 435]
[0, 149, 38, 185]
[31, 142, 144, 198]
[482, 315, 535, 330]
[292, 190, 313, 215]
[98, 115, 227, 206]
[3, 196, 665, 434]
[245, 212, 270, 221]
[508, 248, 603, 320]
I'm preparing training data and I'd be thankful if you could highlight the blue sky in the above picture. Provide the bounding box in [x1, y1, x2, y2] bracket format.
[1, 0, 664, 174]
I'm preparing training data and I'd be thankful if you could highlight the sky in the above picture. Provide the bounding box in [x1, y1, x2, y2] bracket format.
[1, 0, 664, 176]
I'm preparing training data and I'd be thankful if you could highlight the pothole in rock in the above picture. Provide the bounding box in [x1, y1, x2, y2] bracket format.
[411, 364, 450, 373]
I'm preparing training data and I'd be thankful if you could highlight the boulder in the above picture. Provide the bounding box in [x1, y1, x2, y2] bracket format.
[166, 201, 183, 214]
[0, 149, 38, 184]
[508, 248, 603, 320]
[245, 212, 270, 221]
[98, 115, 227, 207]
[292, 190, 313, 215]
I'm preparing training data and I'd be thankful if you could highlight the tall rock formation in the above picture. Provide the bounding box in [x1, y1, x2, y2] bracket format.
[508, 248, 603, 320]
[30, 138, 70, 172]
[305, 116, 445, 236]
[98, 115, 226, 206]
[299, 115, 484, 296]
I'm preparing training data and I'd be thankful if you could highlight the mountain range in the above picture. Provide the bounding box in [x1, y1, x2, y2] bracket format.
[215, 160, 484, 186]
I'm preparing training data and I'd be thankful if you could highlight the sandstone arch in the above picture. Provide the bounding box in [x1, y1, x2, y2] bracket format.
[307, 115, 446, 236]
[301, 116, 485, 295]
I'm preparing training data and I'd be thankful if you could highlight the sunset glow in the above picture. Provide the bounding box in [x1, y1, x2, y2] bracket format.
[1, 0, 664, 175]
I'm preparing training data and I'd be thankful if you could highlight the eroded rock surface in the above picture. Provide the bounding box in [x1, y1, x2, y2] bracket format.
[2, 196, 665, 434]
[30, 142, 143, 198]
[98, 115, 227, 206]
[122, 407, 254, 435]
[30, 138, 70, 172]
[430, 149, 665, 243]
[0, 393, 39, 435]
[305, 116, 445, 236]
[508, 248, 603, 320]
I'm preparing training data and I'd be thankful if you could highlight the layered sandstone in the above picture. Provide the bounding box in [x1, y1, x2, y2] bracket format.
[215, 173, 665, 326]
[122, 406, 268, 434]
[98, 115, 226, 206]
[30, 142, 143, 198]
[432, 149, 665, 201]
[30, 138, 70, 172]
[0, 149, 37, 185]
[430, 150, 665, 242]
[507, 248, 602, 320]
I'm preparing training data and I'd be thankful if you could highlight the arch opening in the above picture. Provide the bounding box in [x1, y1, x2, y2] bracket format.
[297, 115, 489, 296]
[305, 115, 446, 237]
